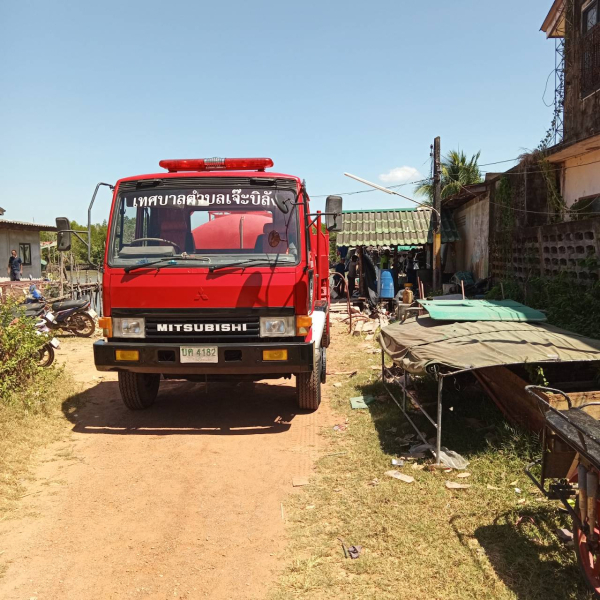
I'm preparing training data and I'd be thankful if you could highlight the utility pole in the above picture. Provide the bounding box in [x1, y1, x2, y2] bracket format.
[432, 136, 442, 292]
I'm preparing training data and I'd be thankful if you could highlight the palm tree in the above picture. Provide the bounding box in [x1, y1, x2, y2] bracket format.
[415, 150, 483, 204]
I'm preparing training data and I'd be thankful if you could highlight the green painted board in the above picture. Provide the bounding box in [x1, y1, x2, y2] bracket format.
[350, 395, 376, 409]
[417, 299, 547, 322]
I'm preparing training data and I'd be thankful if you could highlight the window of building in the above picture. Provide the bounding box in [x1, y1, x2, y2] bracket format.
[582, 0, 600, 97]
[19, 243, 31, 266]
[583, 1, 599, 34]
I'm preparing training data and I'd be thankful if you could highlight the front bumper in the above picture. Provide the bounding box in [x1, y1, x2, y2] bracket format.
[93, 340, 314, 375]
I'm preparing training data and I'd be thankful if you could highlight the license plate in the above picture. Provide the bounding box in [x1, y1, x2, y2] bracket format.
[88, 309, 98, 319]
[45, 311, 56, 322]
[50, 337, 60, 348]
[180, 346, 218, 363]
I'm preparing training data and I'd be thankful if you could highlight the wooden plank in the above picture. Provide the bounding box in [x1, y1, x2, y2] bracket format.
[546, 391, 600, 420]
[352, 320, 365, 336]
[475, 366, 600, 433]
[474, 367, 547, 432]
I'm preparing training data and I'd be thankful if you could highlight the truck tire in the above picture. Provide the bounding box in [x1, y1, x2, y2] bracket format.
[320, 348, 327, 384]
[118, 372, 160, 410]
[297, 355, 321, 412]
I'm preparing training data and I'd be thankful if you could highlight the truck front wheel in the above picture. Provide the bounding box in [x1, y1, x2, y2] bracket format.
[296, 355, 321, 412]
[118, 372, 160, 410]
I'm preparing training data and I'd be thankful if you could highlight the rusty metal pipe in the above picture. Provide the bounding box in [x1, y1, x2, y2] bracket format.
[588, 470, 599, 543]
[580, 464, 589, 524]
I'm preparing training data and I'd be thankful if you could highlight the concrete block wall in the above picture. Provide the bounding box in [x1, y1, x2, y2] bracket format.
[491, 217, 600, 284]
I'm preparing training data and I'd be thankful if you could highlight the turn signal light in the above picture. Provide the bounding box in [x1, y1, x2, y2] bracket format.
[115, 350, 140, 362]
[263, 349, 288, 361]
[159, 157, 274, 172]
[296, 315, 312, 336]
[99, 317, 112, 338]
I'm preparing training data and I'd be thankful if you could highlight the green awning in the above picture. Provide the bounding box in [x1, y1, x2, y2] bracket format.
[417, 299, 547, 322]
[335, 208, 459, 248]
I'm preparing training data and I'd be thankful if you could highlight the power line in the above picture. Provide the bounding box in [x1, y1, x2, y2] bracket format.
[479, 157, 519, 167]
[314, 153, 600, 199]
[311, 178, 429, 199]
[481, 155, 600, 177]
[312, 158, 520, 198]
[542, 67, 558, 108]
[455, 179, 600, 218]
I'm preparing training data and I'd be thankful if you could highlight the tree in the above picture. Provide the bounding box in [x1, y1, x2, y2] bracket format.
[415, 150, 483, 203]
[68, 219, 108, 265]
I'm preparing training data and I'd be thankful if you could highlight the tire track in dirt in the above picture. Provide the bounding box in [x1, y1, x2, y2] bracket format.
[0, 337, 336, 599]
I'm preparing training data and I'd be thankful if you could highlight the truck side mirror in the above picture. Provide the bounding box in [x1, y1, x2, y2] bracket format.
[274, 191, 290, 214]
[325, 196, 343, 232]
[56, 217, 72, 252]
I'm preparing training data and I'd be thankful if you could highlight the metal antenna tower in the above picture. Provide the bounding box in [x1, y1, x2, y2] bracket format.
[553, 36, 565, 144]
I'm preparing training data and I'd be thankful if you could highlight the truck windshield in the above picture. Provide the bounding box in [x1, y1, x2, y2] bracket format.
[108, 187, 299, 267]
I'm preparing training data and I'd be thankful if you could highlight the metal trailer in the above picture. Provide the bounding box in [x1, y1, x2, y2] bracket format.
[524, 386, 600, 599]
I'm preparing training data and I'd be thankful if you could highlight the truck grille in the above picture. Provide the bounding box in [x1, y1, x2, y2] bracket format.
[145, 315, 260, 343]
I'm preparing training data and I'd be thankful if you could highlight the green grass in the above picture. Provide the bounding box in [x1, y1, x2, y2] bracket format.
[0, 368, 80, 517]
[272, 324, 593, 600]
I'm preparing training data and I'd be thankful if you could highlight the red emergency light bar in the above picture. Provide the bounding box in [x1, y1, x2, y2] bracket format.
[158, 157, 274, 173]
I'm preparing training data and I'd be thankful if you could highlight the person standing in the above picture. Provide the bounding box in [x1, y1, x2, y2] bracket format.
[347, 254, 358, 297]
[7, 249, 23, 281]
[334, 257, 346, 296]
[404, 250, 417, 289]
[380, 249, 391, 269]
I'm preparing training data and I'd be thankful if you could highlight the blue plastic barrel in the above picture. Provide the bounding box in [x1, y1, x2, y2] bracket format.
[380, 269, 394, 299]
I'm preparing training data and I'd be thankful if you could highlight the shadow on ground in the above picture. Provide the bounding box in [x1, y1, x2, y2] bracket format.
[452, 511, 590, 600]
[62, 379, 299, 436]
[355, 374, 590, 599]
[357, 372, 520, 457]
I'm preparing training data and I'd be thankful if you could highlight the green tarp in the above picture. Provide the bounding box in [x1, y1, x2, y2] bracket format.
[379, 318, 600, 376]
[417, 299, 547, 322]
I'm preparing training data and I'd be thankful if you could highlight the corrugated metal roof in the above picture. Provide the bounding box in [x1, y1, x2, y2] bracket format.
[336, 208, 459, 247]
[0, 219, 56, 232]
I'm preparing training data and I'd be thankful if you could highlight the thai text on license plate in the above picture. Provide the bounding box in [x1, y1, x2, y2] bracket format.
[180, 346, 218, 363]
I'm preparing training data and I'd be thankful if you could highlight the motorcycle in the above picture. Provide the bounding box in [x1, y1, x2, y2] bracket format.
[26, 286, 97, 338]
[21, 303, 60, 368]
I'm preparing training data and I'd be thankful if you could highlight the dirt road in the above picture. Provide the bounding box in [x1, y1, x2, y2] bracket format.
[0, 337, 336, 599]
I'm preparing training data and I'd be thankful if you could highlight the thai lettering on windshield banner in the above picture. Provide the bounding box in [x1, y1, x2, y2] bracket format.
[124, 189, 283, 209]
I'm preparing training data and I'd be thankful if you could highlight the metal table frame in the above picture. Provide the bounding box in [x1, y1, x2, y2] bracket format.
[380, 348, 448, 465]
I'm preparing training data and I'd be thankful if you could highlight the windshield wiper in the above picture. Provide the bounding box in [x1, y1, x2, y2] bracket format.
[124, 257, 180, 273]
[123, 256, 209, 274]
[209, 258, 283, 272]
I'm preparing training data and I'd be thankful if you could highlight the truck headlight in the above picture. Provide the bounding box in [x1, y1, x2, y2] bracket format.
[260, 316, 295, 337]
[113, 317, 145, 338]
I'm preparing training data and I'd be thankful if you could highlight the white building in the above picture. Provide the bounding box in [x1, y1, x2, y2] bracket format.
[0, 210, 56, 280]
[542, 0, 600, 214]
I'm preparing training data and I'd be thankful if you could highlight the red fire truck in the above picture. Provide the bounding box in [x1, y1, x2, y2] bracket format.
[61, 158, 342, 411]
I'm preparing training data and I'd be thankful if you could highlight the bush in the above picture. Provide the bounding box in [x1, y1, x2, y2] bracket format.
[0, 299, 49, 402]
[487, 274, 600, 338]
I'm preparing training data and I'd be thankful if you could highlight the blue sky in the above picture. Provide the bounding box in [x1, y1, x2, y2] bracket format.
[1, 0, 555, 226]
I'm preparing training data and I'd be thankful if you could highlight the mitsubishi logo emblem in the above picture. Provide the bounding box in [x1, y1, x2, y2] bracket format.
[195, 288, 209, 301]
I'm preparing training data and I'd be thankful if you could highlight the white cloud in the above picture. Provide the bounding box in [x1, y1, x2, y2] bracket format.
[378, 165, 422, 184]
